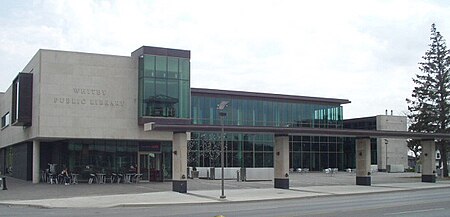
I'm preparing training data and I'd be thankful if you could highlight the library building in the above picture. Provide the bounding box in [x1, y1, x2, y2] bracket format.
[0, 46, 420, 192]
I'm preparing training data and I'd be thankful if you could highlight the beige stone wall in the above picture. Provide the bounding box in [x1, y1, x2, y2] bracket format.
[376, 115, 408, 170]
[0, 51, 41, 148]
[38, 50, 172, 141]
[1, 49, 173, 149]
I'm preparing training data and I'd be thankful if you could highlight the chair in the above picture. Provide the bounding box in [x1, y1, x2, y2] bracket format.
[49, 173, 58, 184]
[58, 174, 65, 184]
[117, 174, 123, 184]
[88, 173, 97, 184]
[41, 170, 47, 183]
[107, 173, 117, 184]
[134, 174, 143, 183]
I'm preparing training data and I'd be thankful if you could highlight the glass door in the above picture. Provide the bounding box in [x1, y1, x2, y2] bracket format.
[138, 152, 162, 181]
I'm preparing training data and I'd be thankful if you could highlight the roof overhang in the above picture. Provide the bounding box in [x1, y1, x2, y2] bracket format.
[191, 88, 351, 105]
[144, 123, 450, 140]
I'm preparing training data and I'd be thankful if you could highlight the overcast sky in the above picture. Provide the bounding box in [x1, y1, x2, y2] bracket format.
[1, 0, 449, 119]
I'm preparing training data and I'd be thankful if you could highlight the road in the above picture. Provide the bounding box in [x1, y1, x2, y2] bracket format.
[1, 187, 450, 217]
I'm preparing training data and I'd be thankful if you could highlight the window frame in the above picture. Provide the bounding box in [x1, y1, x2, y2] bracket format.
[1, 112, 10, 129]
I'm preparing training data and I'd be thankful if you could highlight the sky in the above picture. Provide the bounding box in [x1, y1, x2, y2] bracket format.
[1, 0, 449, 119]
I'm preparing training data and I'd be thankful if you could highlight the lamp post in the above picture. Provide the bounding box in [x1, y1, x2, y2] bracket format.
[217, 101, 229, 199]
[384, 139, 388, 172]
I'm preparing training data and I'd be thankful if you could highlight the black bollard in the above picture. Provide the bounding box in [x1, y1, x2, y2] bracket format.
[1, 177, 6, 190]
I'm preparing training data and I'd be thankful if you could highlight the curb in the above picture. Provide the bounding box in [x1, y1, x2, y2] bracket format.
[113, 184, 450, 208]
[1, 184, 450, 209]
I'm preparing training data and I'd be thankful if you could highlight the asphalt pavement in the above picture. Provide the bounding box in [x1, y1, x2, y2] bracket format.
[1, 172, 450, 208]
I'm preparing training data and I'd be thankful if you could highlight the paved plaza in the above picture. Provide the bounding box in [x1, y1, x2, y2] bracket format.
[1, 172, 450, 208]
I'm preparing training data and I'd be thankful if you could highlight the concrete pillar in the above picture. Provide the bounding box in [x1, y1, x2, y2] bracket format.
[32, 140, 40, 184]
[356, 138, 371, 186]
[421, 139, 436, 183]
[377, 138, 388, 172]
[172, 132, 188, 193]
[274, 135, 289, 189]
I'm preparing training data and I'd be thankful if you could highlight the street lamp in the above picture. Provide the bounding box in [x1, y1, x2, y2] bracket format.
[384, 139, 388, 172]
[217, 100, 229, 199]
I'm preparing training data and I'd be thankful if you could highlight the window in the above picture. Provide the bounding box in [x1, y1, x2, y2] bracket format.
[11, 73, 33, 126]
[1, 112, 10, 128]
[139, 55, 190, 118]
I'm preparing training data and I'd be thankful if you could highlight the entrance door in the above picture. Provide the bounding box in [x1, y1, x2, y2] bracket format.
[138, 152, 162, 181]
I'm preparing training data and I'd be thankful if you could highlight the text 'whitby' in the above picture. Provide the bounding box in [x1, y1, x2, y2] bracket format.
[73, 88, 106, 96]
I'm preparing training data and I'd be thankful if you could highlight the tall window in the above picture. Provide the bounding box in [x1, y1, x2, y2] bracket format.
[138, 55, 190, 118]
[11, 73, 33, 126]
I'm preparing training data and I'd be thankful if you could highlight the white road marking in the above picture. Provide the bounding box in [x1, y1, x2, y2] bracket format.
[384, 208, 445, 215]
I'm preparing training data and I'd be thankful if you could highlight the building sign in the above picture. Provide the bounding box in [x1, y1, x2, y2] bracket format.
[139, 142, 161, 152]
[53, 87, 125, 108]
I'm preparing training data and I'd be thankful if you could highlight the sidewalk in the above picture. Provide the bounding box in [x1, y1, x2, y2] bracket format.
[1, 181, 450, 208]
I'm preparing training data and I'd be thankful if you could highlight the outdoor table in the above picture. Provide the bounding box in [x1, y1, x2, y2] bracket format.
[97, 173, 106, 184]
[71, 173, 79, 184]
[125, 173, 135, 183]
[48, 173, 58, 184]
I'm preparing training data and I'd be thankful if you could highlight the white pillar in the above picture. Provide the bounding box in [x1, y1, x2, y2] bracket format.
[274, 135, 289, 189]
[32, 140, 40, 184]
[356, 138, 371, 186]
[421, 139, 436, 183]
[172, 132, 188, 193]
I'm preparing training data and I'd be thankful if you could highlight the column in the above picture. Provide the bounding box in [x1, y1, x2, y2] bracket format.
[356, 137, 371, 186]
[377, 138, 388, 172]
[274, 135, 289, 189]
[172, 132, 188, 193]
[32, 140, 40, 184]
[421, 139, 436, 183]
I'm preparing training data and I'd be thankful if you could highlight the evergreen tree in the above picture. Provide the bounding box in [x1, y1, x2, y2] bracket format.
[407, 23, 450, 176]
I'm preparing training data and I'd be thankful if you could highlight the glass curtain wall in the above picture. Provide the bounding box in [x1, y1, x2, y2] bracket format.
[188, 133, 274, 168]
[289, 136, 344, 170]
[191, 96, 343, 128]
[138, 55, 190, 118]
[190, 95, 345, 170]
[42, 140, 172, 181]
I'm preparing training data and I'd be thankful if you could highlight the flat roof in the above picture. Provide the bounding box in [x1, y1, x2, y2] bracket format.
[131, 46, 190, 58]
[191, 88, 351, 105]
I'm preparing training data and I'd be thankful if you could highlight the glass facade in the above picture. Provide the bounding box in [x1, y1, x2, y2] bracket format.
[192, 96, 343, 128]
[190, 95, 346, 170]
[40, 140, 173, 181]
[188, 133, 274, 168]
[289, 136, 344, 170]
[343, 117, 377, 165]
[138, 55, 190, 118]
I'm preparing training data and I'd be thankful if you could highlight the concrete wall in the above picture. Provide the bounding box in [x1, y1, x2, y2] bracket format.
[376, 115, 408, 170]
[1, 49, 173, 149]
[38, 50, 172, 141]
[11, 142, 33, 180]
[0, 52, 40, 148]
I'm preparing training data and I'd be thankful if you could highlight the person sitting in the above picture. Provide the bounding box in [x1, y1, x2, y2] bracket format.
[61, 167, 70, 185]
[128, 165, 137, 173]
